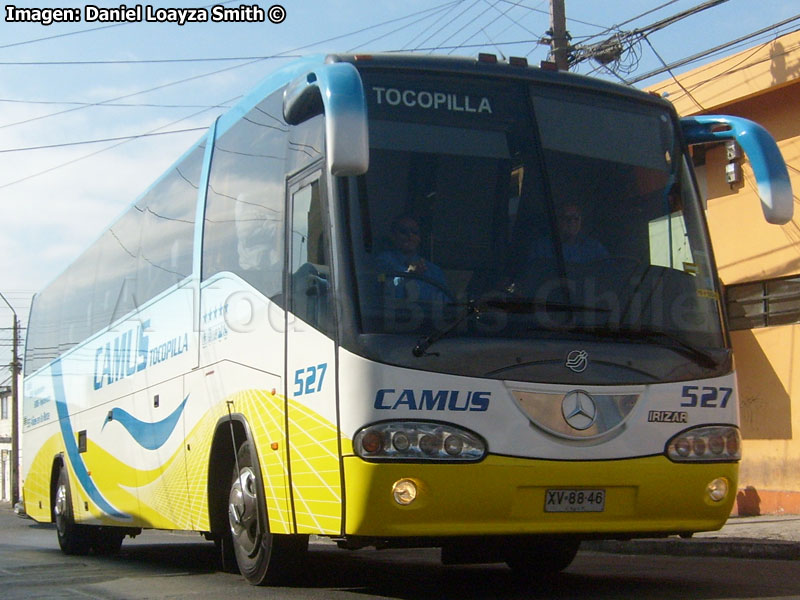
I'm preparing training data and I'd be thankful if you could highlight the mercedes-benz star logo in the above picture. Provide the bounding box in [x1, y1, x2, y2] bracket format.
[565, 349, 588, 373]
[561, 391, 597, 431]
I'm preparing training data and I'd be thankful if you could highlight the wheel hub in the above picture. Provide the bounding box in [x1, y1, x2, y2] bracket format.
[228, 467, 260, 557]
[54, 483, 67, 535]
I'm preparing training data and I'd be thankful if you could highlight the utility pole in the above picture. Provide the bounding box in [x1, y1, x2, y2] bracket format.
[10, 314, 19, 506]
[548, 0, 570, 71]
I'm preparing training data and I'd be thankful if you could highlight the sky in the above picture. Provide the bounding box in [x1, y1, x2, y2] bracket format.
[0, 0, 798, 380]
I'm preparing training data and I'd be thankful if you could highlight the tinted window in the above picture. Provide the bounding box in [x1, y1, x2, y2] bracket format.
[137, 144, 203, 301]
[203, 91, 287, 297]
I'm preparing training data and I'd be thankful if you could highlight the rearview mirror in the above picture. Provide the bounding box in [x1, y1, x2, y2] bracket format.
[283, 62, 369, 177]
[681, 115, 792, 225]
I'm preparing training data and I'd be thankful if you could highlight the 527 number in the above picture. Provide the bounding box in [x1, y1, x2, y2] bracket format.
[680, 385, 733, 408]
[294, 363, 328, 397]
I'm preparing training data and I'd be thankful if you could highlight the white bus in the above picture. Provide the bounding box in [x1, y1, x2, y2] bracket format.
[22, 53, 792, 584]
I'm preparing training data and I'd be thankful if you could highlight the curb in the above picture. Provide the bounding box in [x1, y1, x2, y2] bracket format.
[583, 538, 800, 561]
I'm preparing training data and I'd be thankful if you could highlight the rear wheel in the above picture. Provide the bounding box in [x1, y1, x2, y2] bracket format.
[227, 441, 307, 585]
[505, 537, 580, 576]
[53, 466, 91, 555]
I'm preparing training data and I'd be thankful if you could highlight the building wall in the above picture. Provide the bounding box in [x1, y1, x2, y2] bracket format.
[649, 31, 800, 514]
[0, 392, 11, 503]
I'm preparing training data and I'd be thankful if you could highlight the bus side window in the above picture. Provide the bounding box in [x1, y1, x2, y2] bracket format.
[289, 178, 333, 336]
[202, 90, 287, 297]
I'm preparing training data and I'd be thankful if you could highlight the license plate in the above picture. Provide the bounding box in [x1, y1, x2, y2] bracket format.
[544, 489, 606, 512]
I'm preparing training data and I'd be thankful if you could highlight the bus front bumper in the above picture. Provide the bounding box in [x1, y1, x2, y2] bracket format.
[343, 454, 737, 538]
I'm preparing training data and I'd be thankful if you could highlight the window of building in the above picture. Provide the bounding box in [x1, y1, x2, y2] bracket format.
[726, 276, 800, 330]
[1, 396, 7, 420]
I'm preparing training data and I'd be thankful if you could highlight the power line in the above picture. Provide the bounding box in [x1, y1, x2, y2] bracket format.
[0, 127, 207, 154]
[626, 13, 800, 83]
[0, 98, 234, 109]
[0, 57, 268, 130]
[0, 23, 125, 50]
[642, 36, 706, 111]
[0, 94, 238, 190]
[0, 2, 471, 192]
[0, 56, 298, 66]
[570, 0, 732, 71]
[347, 1, 461, 52]
[0, 0, 242, 50]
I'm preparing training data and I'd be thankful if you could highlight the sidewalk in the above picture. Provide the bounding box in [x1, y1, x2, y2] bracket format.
[584, 515, 800, 560]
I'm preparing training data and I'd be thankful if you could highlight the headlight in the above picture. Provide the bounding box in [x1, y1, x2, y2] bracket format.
[666, 426, 740, 462]
[354, 421, 486, 462]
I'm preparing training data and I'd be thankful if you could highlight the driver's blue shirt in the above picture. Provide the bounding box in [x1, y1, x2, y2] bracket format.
[376, 249, 449, 301]
[532, 236, 609, 264]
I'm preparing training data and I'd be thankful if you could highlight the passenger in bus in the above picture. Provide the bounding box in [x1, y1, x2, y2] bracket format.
[533, 202, 609, 264]
[376, 215, 450, 302]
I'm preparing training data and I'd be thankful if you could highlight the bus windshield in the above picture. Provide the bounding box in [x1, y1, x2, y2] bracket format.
[347, 73, 724, 370]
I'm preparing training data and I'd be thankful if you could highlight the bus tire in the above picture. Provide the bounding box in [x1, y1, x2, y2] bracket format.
[53, 466, 91, 555]
[227, 441, 307, 585]
[504, 537, 579, 576]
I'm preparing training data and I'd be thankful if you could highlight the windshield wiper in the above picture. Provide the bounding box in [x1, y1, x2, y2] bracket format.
[570, 325, 720, 369]
[412, 300, 480, 357]
[411, 298, 611, 358]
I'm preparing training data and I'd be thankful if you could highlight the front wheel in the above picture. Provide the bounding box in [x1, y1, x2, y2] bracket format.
[227, 441, 307, 585]
[53, 466, 91, 555]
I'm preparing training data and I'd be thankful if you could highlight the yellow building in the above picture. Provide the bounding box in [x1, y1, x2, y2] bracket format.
[649, 30, 800, 515]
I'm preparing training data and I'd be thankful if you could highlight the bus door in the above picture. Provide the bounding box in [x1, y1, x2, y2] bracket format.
[284, 167, 343, 535]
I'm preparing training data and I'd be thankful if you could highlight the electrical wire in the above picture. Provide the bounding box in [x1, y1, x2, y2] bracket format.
[457, 0, 542, 53]
[0, 57, 266, 130]
[412, 0, 483, 52]
[0, 98, 233, 109]
[347, 1, 460, 52]
[0, 56, 299, 66]
[626, 13, 800, 83]
[642, 36, 706, 110]
[0, 127, 207, 154]
[0, 0, 242, 50]
[0, 94, 238, 190]
[0, 2, 476, 193]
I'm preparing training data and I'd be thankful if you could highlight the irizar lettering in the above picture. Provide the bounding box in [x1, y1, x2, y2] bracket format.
[375, 389, 490, 412]
[647, 410, 689, 423]
[372, 87, 492, 114]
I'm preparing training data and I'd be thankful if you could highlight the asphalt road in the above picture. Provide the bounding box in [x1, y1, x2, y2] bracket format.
[2, 506, 800, 599]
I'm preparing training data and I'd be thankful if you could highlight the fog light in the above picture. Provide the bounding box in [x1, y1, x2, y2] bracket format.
[392, 479, 418, 505]
[706, 477, 729, 502]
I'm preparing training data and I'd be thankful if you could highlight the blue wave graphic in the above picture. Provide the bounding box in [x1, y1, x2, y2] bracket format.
[52, 360, 130, 521]
[102, 396, 188, 451]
